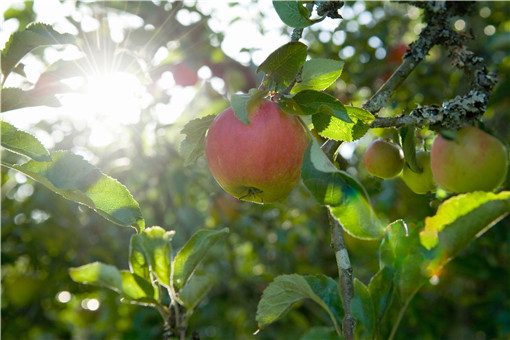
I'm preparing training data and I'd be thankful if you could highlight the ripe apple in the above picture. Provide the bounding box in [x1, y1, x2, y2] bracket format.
[205, 99, 309, 204]
[402, 151, 436, 194]
[172, 62, 199, 87]
[431, 125, 508, 193]
[364, 139, 405, 179]
[387, 43, 408, 63]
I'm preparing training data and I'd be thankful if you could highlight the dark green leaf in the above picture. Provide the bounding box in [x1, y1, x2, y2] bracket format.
[279, 90, 351, 123]
[256, 274, 340, 334]
[1, 22, 75, 80]
[400, 126, 420, 172]
[129, 235, 149, 280]
[139, 226, 174, 288]
[173, 228, 229, 289]
[291, 59, 344, 93]
[301, 141, 384, 239]
[300, 327, 342, 340]
[180, 114, 216, 165]
[273, 1, 323, 28]
[420, 191, 510, 276]
[230, 88, 268, 124]
[304, 274, 343, 332]
[1, 121, 51, 161]
[1, 87, 60, 112]
[351, 279, 375, 340]
[69, 262, 123, 294]
[179, 275, 215, 311]
[368, 267, 394, 326]
[1, 150, 144, 229]
[257, 42, 307, 91]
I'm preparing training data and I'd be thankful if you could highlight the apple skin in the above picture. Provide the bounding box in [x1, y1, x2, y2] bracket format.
[205, 100, 309, 204]
[364, 139, 405, 179]
[172, 62, 198, 87]
[431, 125, 508, 193]
[402, 151, 436, 194]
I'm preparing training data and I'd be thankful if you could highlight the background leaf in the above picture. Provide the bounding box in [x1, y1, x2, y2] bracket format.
[1, 150, 144, 229]
[173, 228, 229, 289]
[1, 87, 60, 112]
[1, 22, 74, 80]
[1, 121, 51, 161]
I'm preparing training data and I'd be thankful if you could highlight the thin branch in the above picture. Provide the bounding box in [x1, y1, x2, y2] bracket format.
[328, 209, 355, 340]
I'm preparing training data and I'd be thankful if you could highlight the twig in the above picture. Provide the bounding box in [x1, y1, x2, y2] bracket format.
[328, 209, 355, 340]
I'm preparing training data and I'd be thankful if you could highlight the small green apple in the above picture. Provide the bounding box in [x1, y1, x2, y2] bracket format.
[205, 99, 309, 204]
[364, 139, 404, 179]
[431, 125, 508, 193]
[402, 151, 436, 194]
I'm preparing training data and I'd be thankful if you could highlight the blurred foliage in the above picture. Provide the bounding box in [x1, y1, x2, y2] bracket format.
[1, 1, 509, 339]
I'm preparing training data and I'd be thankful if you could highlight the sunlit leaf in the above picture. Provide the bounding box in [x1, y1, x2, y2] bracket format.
[272, 1, 323, 28]
[313, 106, 374, 142]
[139, 226, 174, 288]
[129, 234, 149, 280]
[421, 191, 510, 275]
[279, 90, 351, 123]
[1, 87, 60, 112]
[69, 262, 123, 293]
[257, 42, 307, 91]
[1, 22, 75, 80]
[291, 59, 344, 93]
[1, 150, 144, 230]
[119, 270, 157, 303]
[173, 228, 229, 289]
[1, 121, 51, 161]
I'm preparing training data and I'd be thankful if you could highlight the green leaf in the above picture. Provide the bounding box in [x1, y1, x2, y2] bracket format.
[69, 262, 123, 294]
[272, 1, 323, 28]
[139, 226, 174, 288]
[304, 274, 343, 333]
[1, 87, 60, 112]
[400, 126, 420, 172]
[119, 270, 157, 303]
[291, 59, 344, 93]
[1, 121, 51, 161]
[1, 22, 75, 80]
[257, 42, 307, 92]
[313, 105, 374, 142]
[179, 275, 215, 311]
[351, 279, 375, 340]
[368, 267, 394, 326]
[230, 88, 268, 124]
[180, 114, 216, 165]
[256, 274, 341, 334]
[173, 228, 229, 289]
[301, 141, 384, 239]
[279, 90, 351, 123]
[300, 327, 342, 340]
[2, 150, 144, 229]
[420, 191, 510, 275]
[129, 235, 149, 280]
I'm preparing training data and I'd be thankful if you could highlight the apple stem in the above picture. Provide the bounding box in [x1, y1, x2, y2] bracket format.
[328, 209, 355, 340]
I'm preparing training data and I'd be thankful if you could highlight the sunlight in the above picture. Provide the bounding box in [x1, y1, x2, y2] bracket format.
[60, 71, 146, 146]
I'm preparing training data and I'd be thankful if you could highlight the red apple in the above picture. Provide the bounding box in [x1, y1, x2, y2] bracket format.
[205, 99, 309, 204]
[431, 125, 508, 193]
[172, 62, 198, 87]
[387, 44, 408, 63]
[364, 139, 405, 179]
[402, 151, 436, 194]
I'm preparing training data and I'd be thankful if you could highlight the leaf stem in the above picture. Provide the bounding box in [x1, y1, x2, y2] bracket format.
[328, 209, 355, 340]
